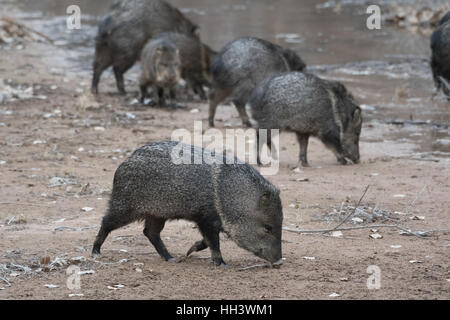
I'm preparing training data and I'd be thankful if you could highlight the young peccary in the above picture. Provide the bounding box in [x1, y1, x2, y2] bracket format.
[248, 72, 362, 167]
[208, 37, 306, 127]
[91, 0, 198, 95]
[431, 20, 450, 98]
[153, 32, 217, 100]
[92, 141, 283, 266]
[139, 38, 181, 107]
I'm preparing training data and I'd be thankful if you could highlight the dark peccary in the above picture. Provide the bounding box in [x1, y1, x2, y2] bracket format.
[92, 141, 283, 266]
[208, 37, 306, 127]
[153, 32, 217, 100]
[248, 72, 362, 167]
[431, 19, 450, 98]
[91, 0, 199, 95]
[139, 38, 181, 107]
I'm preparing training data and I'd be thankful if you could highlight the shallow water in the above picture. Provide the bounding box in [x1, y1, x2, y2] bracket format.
[2, 0, 450, 156]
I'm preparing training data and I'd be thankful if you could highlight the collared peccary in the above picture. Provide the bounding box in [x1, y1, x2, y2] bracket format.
[139, 38, 181, 107]
[92, 141, 283, 266]
[248, 72, 362, 167]
[91, 0, 199, 95]
[153, 32, 217, 100]
[431, 18, 450, 98]
[208, 37, 306, 127]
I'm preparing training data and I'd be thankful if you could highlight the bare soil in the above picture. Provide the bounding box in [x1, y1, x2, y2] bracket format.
[0, 41, 449, 300]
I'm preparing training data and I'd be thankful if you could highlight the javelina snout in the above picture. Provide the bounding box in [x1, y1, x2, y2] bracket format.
[248, 72, 362, 167]
[92, 142, 283, 266]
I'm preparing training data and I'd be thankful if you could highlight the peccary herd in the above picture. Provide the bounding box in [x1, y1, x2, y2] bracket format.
[90, 0, 450, 266]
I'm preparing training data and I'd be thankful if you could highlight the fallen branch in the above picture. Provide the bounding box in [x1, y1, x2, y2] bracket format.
[332, 185, 369, 231]
[0, 202, 53, 208]
[1, 16, 53, 43]
[238, 263, 271, 271]
[0, 277, 11, 287]
[283, 225, 450, 238]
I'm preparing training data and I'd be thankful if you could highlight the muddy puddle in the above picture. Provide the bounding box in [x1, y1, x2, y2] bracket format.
[2, 0, 449, 157]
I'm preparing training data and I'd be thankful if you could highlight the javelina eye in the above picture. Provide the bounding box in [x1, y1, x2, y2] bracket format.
[264, 225, 273, 233]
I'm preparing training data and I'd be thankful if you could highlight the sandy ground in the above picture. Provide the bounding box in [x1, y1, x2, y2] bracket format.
[0, 41, 449, 300]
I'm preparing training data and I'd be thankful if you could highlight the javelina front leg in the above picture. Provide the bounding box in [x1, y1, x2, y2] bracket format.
[186, 240, 208, 257]
[296, 133, 310, 167]
[140, 82, 148, 104]
[256, 129, 276, 166]
[321, 132, 348, 165]
[143, 217, 174, 262]
[197, 222, 226, 266]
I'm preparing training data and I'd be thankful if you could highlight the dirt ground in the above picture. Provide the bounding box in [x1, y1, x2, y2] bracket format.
[0, 40, 449, 300]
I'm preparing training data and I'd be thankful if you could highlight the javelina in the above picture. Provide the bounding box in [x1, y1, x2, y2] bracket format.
[92, 141, 283, 266]
[431, 19, 450, 98]
[248, 72, 362, 167]
[139, 38, 181, 107]
[208, 37, 306, 127]
[153, 32, 217, 100]
[91, 0, 198, 95]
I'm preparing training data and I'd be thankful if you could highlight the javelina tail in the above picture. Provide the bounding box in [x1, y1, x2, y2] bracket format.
[96, 16, 117, 44]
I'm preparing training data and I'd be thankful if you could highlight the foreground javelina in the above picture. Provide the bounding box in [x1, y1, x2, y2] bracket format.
[248, 72, 362, 167]
[139, 38, 181, 107]
[91, 0, 198, 95]
[153, 32, 217, 100]
[208, 37, 306, 127]
[431, 19, 450, 98]
[92, 141, 283, 266]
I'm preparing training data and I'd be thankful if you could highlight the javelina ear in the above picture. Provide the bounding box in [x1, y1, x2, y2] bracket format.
[193, 26, 200, 38]
[353, 107, 362, 126]
[258, 191, 271, 209]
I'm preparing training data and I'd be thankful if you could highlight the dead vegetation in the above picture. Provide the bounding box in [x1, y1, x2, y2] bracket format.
[383, 4, 450, 34]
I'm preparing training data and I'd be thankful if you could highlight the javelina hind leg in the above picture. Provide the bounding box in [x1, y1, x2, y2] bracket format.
[296, 133, 310, 167]
[197, 222, 226, 266]
[208, 88, 230, 127]
[113, 66, 126, 95]
[143, 216, 174, 262]
[92, 212, 133, 256]
[233, 100, 251, 127]
[186, 240, 208, 257]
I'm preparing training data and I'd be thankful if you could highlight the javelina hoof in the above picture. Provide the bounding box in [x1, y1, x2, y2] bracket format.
[300, 161, 310, 167]
[91, 249, 100, 258]
[213, 258, 227, 267]
[208, 118, 215, 127]
[337, 158, 348, 165]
